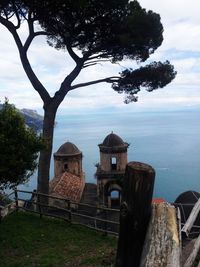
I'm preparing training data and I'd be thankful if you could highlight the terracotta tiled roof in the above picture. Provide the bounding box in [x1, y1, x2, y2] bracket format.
[152, 198, 165, 204]
[49, 172, 85, 202]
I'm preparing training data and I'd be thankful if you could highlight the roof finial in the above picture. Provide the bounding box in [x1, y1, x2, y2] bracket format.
[111, 131, 113, 134]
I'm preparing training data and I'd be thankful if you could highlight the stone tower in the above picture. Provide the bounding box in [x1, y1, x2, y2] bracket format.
[96, 132, 129, 207]
[54, 141, 83, 178]
[50, 141, 85, 203]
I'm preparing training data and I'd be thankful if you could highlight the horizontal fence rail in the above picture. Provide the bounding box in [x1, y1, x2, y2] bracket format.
[12, 189, 120, 236]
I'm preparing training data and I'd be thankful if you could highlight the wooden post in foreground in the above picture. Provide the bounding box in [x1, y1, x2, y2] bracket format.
[116, 162, 155, 267]
[140, 203, 181, 267]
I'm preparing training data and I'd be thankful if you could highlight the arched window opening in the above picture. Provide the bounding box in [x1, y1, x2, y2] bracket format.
[111, 157, 117, 170]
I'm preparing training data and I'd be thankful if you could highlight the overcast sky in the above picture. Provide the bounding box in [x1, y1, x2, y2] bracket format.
[0, 0, 200, 114]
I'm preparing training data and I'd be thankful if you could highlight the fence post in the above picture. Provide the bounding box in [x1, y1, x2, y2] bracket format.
[32, 190, 37, 212]
[37, 193, 43, 218]
[0, 206, 2, 222]
[116, 162, 155, 267]
[14, 189, 19, 212]
[68, 200, 72, 223]
[104, 209, 108, 236]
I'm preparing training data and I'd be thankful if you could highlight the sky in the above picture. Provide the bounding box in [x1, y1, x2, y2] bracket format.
[0, 0, 200, 115]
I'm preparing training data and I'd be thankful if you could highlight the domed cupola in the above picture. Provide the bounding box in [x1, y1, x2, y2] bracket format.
[103, 133, 124, 147]
[50, 141, 85, 204]
[99, 132, 129, 153]
[54, 141, 82, 177]
[54, 142, 81, 157]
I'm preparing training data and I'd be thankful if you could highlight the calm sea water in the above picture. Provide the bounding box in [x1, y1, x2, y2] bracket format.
[20, 108, 200, 202]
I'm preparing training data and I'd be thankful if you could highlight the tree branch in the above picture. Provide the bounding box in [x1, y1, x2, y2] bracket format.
[82, 62, 97, 69]
[83, 59, 111, 68]
[23, 15, 34, 51]
[19, 50, 51, 103]
[3, 9, 9, 20]
[64, 37, 81, 63]
[24, 14, 49, 52]
[0, 15, 51, 104]
[24, 30, 48, 52]
[52, 60, 86, 105]
[0, 15, 23, 49]
[70, 76, 120, 91]
[86, 53, 110, 61]
[11, 0, 21, 29]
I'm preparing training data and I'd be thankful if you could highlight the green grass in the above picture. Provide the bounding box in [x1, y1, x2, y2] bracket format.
[0, 212, 117, 267]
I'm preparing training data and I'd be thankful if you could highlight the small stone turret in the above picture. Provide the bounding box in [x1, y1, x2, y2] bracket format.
[96, 132, 129, 207]
[50, 141, 85, 203]
[54, 142, 83, 178]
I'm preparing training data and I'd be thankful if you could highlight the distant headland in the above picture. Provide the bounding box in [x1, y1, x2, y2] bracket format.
[0, 104, 43, 131]
[20, 108, 43, 131]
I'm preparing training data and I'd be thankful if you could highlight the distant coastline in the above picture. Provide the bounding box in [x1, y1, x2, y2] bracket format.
[20, 108, 43, 131]
[0, 104, 43, 131]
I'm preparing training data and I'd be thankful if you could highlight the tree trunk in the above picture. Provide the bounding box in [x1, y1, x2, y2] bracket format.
[37, 106, 56, 196]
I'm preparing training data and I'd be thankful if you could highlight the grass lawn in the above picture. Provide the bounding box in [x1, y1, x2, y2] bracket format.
[0, 211, 117, 267]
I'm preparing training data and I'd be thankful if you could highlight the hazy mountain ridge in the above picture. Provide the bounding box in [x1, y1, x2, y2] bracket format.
[0, 104, 43, 131]
[20, 108, 43, 131]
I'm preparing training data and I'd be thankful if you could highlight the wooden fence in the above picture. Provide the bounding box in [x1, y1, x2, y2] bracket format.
[1, 189, 120, 236]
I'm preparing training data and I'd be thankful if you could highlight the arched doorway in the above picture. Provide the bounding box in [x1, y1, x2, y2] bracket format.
[107, 183, 122, 208]
[110, 189, 121, 208]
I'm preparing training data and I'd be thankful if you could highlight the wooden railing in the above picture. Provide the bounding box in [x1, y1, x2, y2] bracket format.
[11, 189, 120, 236]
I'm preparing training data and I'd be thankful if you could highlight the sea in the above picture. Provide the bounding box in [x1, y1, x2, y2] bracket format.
[19, 108, 200, 203]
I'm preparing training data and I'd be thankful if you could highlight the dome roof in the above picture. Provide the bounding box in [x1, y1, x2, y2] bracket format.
[54, 142, 81, 156]
[102, 132, 125, 147]
[175, 191, 200, 204]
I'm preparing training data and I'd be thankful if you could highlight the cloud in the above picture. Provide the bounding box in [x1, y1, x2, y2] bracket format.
[163, 22, 200, 52]
[139, 0, 200, 25]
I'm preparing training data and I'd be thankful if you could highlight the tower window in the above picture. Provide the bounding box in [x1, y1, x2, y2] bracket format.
[64, 163, 68, 171]
[111, 157, 117, 170]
